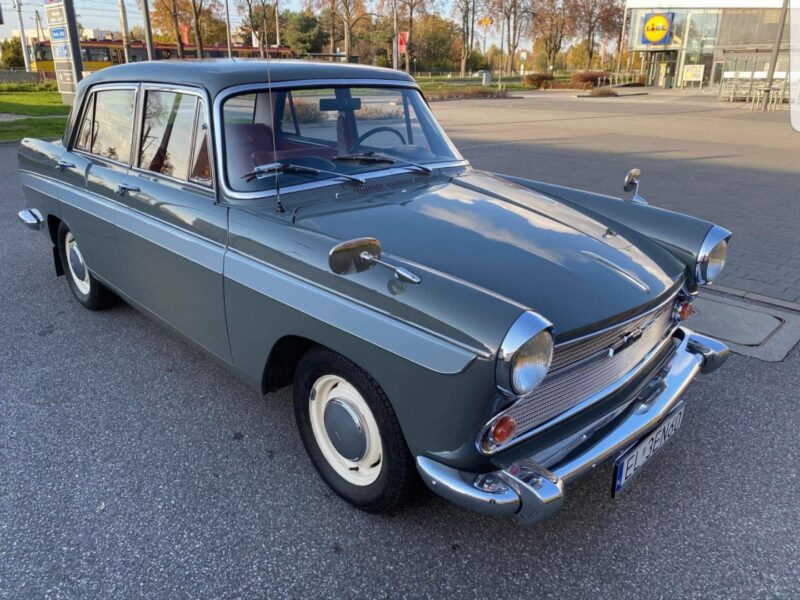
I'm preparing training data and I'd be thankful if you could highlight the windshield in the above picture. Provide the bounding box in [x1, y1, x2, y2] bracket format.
[222, 85, 462, 193]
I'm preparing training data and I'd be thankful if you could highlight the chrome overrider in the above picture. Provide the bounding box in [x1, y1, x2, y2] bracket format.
[416, 327, 729, 526]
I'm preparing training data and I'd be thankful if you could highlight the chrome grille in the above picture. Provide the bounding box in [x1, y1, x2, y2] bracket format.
[507, 301, 676, 436]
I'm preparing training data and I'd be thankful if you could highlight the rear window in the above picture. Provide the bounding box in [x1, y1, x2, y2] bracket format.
[75, 89, 136, 163]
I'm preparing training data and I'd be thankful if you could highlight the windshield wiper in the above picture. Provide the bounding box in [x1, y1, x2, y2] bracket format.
[243, 162, 366, 185]
[333, 151, 433, 175]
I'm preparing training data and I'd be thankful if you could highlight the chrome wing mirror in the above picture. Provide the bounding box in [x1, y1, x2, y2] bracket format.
[623, 168, 647, 205]
[329, 237, 421, 285]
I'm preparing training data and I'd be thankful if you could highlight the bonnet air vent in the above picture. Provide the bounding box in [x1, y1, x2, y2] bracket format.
[355, 174, 445, 194]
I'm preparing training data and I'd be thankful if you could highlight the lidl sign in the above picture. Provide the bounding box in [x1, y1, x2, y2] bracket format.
[641, 13, 673, 45]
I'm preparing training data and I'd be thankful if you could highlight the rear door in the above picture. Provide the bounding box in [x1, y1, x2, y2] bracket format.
[112, 84, 231, 363]
[60, 84, 138, 281]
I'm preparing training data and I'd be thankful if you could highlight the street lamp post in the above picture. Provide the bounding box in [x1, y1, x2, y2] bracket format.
[12, 0, 32, 73]
[763, 0, 789, 111]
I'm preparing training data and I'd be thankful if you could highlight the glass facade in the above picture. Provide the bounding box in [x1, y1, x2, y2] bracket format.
[626, 6, 793, 88]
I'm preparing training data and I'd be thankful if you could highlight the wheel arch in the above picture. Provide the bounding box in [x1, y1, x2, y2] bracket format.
[261, 334, 319, 395]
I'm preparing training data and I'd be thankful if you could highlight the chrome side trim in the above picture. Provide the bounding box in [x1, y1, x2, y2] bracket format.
[495, 310, 553, 396]
[224, 250, 479, 375]
[580, 250, 651, 293]
[19, 171, 117, 225]
[18, 208, 44, 231]
[695, 224, 732, 285]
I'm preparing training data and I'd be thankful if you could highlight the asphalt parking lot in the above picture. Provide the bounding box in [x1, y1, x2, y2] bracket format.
[2, 92, 799, 598]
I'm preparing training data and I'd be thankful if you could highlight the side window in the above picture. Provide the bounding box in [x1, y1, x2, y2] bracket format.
[138, 91, 198, 179]
[75, 93, 96, 152]
[189, 101, 212, 186]
[91, 89, 136, 162]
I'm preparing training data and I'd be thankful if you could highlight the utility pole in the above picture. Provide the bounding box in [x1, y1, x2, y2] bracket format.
[141, 0, 155, 60]
[34, 10, 44, 42]
[118, 0, 131, 63]
[392, 0, 398, 70]
[763, 0, 789, 111]
[274, 0, 280, 47]
[224, 0, 233, 57]
[13, 0, 32, 72]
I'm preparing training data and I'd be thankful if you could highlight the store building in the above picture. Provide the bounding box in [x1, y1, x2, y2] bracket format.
[624, 0, 793, 88]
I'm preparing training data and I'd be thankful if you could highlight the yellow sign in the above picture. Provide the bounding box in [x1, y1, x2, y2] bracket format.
[642, 13, 673, 45]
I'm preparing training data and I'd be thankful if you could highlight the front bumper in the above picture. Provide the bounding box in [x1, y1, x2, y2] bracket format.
[416, 327, 729, 526]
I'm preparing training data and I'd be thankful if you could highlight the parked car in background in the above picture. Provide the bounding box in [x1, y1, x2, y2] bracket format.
[17, 60, 731, 525]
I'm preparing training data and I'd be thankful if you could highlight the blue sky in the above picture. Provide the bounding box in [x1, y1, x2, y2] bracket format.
[0, 0, 296, 42]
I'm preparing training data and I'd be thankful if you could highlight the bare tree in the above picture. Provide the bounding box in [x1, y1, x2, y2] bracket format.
[336, 0, 370, 61]
[189, 0, 205, 57]
[454, 0, 472, 76]
[500, 0, 533, 74]
[237, 0, 266, 57]
[532, 0, 570, 72]
[570, 0, 604, 69]
[398, 0, 424, 73]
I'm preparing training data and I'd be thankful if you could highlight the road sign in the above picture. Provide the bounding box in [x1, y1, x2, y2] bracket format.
[46, 1, 82, 101]
[45, 4, 66, 26]
[53, 43, 70, 59]
[399, 31, 408, 54]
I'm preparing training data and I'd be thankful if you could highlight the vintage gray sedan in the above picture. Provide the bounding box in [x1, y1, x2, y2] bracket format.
[18, 60, 731, 525]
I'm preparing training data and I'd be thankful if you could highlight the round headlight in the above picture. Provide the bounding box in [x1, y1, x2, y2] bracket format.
[703, 239, 728, 283]
[696, 226, 731, 285]
[510, 329, 553, 395]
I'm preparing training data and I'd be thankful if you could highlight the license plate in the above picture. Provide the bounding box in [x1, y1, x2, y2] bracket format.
[613, 403, 685, 495]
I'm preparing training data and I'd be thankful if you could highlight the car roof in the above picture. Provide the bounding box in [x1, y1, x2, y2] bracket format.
[79, 59, 416, 97]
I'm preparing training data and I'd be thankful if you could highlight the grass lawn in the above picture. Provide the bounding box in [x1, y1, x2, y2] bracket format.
[0, 91, 71, 116]
[0, 117, 67, 142]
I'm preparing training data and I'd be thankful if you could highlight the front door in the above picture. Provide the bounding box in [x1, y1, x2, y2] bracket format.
[113, 86, 232, 363]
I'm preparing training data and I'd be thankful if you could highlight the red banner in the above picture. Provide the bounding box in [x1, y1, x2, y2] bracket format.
[399, 31, 409, 54]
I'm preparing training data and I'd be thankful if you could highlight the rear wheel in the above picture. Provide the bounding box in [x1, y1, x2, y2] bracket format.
[293, 347, 418, 513]
[57, 222, 115, 310]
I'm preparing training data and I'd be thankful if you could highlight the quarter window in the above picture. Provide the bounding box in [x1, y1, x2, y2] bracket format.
[77, 89, 136, 162]
[139, 91, 198, 179]
[189, 111, 212, 186]
[75, 93, 95, 152]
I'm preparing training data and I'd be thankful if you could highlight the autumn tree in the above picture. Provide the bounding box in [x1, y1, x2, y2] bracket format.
[237, 0, 266, 56]
[151, 0, 187, 57]
[0, 37, 24, 69]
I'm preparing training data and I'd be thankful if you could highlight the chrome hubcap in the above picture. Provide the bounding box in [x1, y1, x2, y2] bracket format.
[309, 375, 382, 486]
[65, 231, 90, 295]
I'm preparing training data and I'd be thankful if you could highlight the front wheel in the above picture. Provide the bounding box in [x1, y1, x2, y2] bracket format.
[293, 347, 418, 513]
[57, 222, 115, 310]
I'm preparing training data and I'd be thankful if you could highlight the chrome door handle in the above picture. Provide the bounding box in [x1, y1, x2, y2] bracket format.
[116, 182, 140, 196]
[55, 159, 75, 172]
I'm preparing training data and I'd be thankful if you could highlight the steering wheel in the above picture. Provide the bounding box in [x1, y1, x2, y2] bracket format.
[350, 127, 406, 152]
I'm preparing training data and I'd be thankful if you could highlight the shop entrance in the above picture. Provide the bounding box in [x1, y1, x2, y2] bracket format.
[645, 51, 679, 88]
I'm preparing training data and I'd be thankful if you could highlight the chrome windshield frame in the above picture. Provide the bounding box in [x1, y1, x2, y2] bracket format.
[213, 79, 469, 201]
